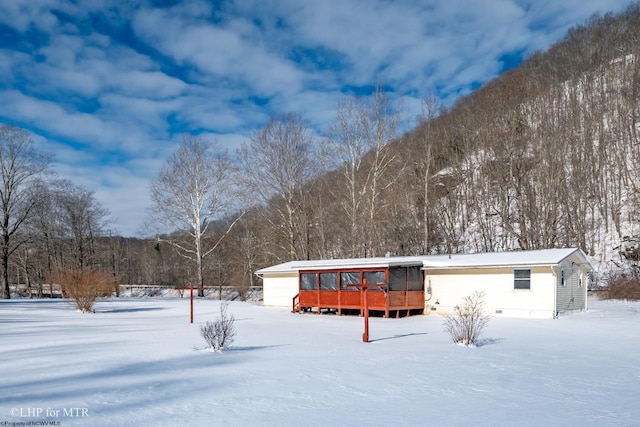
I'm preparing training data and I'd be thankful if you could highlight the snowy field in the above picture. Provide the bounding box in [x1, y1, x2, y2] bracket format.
[1, 296, 639, 427]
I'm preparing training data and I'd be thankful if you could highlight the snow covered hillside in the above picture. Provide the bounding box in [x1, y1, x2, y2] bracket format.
[1, 297, 639, 426]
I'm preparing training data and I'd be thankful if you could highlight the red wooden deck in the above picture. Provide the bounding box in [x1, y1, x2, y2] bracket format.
[293, 265, 425, 318]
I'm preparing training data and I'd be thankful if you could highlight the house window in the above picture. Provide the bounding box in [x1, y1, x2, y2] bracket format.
[407, 267, 424, 291]
[340, 271, 360, 290]
[389, 267, 407, 291]
[363, 271, 385, 285]
[514, 269, 531, 290]
[561, 268, 566, 286]
[363, 270, 386, 291]
[320, 272, 338, 290]
[578, 272, 583, 287]
[300, 273, 317, 290]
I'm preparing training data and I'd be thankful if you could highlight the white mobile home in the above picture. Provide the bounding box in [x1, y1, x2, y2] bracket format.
[255, 248, 592, 319]
[422, 248, 592, 319]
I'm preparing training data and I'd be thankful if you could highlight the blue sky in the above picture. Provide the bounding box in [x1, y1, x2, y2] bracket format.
[0, 0, 633, 236]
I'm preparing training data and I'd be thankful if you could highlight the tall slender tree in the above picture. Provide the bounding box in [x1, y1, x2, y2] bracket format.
[237, 113, 317, 261]
[323, 85, 400, 257]
[150, 135, 240, 296]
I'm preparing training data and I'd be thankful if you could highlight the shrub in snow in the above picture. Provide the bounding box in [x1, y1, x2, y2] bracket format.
[200, 302, 236, 352]
[443, 291, 490, 346]
[605, 274, 640, 301]
[53, 268, 115, 313]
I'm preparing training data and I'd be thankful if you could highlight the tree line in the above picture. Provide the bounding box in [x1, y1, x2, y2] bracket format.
[0, 125, 112, 298]
[3, 4, 640, 299]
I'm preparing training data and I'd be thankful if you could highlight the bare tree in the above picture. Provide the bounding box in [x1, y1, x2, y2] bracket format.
[415, 95, 443, 253]
[236, 113, 316, 261]
[150, 135, 240, 296]
[0, 125, 50, 299]
[324, 97, 369, 257]
[323, 85, 400, 257]
[53, 180, 111, 270]
[29, 179, 110, 275]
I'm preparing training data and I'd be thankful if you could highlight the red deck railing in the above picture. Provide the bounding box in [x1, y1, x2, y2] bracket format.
[292, 293, 300, 313]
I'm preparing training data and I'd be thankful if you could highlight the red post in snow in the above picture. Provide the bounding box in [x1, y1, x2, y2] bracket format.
[362, 278, 369, 342]
[190, 282, 194, 324]
[175, 284, 206, 323]
[346, 279, 382, 342]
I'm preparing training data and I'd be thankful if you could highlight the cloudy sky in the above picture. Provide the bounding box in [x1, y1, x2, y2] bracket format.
[0, 0, 633, 236]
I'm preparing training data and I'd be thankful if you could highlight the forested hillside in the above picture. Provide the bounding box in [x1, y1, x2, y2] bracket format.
[242, 4, 640, 282]
[389, 6, 640, 279]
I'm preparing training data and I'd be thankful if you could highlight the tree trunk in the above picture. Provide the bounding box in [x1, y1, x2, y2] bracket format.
[2, 242, 10, 299]
[197, 253, 204, 297]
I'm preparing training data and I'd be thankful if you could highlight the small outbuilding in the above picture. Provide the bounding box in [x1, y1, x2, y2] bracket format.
[255, 248, 592, 319]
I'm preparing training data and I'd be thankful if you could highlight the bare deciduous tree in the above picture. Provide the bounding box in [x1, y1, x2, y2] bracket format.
[237, 113, 316, 261]
[415, 95, 443, 253]
[323, 85, 400, 257]
[0, 125, 50, 299]
[150, 135, 240, 296]
[54, 180, 111, 270]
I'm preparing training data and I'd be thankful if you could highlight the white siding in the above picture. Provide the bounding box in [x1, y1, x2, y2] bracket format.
[555, 254, 588, 314]
[262, 273, 298, 308]
[426, 267, 556, 319]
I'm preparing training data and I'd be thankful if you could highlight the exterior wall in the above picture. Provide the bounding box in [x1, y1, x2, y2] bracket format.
[554, 254, 588, 314]
[425, 266, 556, 319]
[262, 273, 298, 308]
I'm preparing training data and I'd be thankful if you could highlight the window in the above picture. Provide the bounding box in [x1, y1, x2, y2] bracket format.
[363, 271, 385, 285]
[578, 272, 583, 288]
[300, 273, 317, 290]
[388, 267, 424, 291]
[320, 272, 338, 290]
[407, 267, 424, 291]
[340, 271, 360, 290]
[389, 267, 407, 291]
[363, 271, 386, 291]
[561, 268, 566, 286]
[514, 269, 531, 290]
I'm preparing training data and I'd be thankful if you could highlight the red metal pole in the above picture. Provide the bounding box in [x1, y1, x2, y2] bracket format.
[190, 282, 194, 324]
[363, 279, 369, 343]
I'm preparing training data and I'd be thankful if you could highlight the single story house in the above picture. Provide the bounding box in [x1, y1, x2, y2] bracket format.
[255, 248, 592, 319]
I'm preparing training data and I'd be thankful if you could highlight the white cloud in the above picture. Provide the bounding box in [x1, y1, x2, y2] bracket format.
[0, 0, 634, 236]
[0, 0, 59, 32]
[111, 70, 188, 99]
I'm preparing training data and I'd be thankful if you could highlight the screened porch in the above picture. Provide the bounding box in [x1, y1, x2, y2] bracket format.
[292, 265, 425, 318]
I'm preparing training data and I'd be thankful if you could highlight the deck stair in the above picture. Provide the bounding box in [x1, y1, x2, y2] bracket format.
[292, 293, 301, 313]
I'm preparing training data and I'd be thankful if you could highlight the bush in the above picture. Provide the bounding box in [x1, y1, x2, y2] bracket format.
[443, 291, 490, 346]
[200, 302, 236, 352]
[605, 274, 640, 301]
[53, 268, 115, 313]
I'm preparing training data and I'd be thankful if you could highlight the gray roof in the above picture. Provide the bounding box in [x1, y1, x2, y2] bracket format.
[255, 248, 592, 275]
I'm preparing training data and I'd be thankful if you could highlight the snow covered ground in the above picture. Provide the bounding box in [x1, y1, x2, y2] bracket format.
[1, 296, 639, 426]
